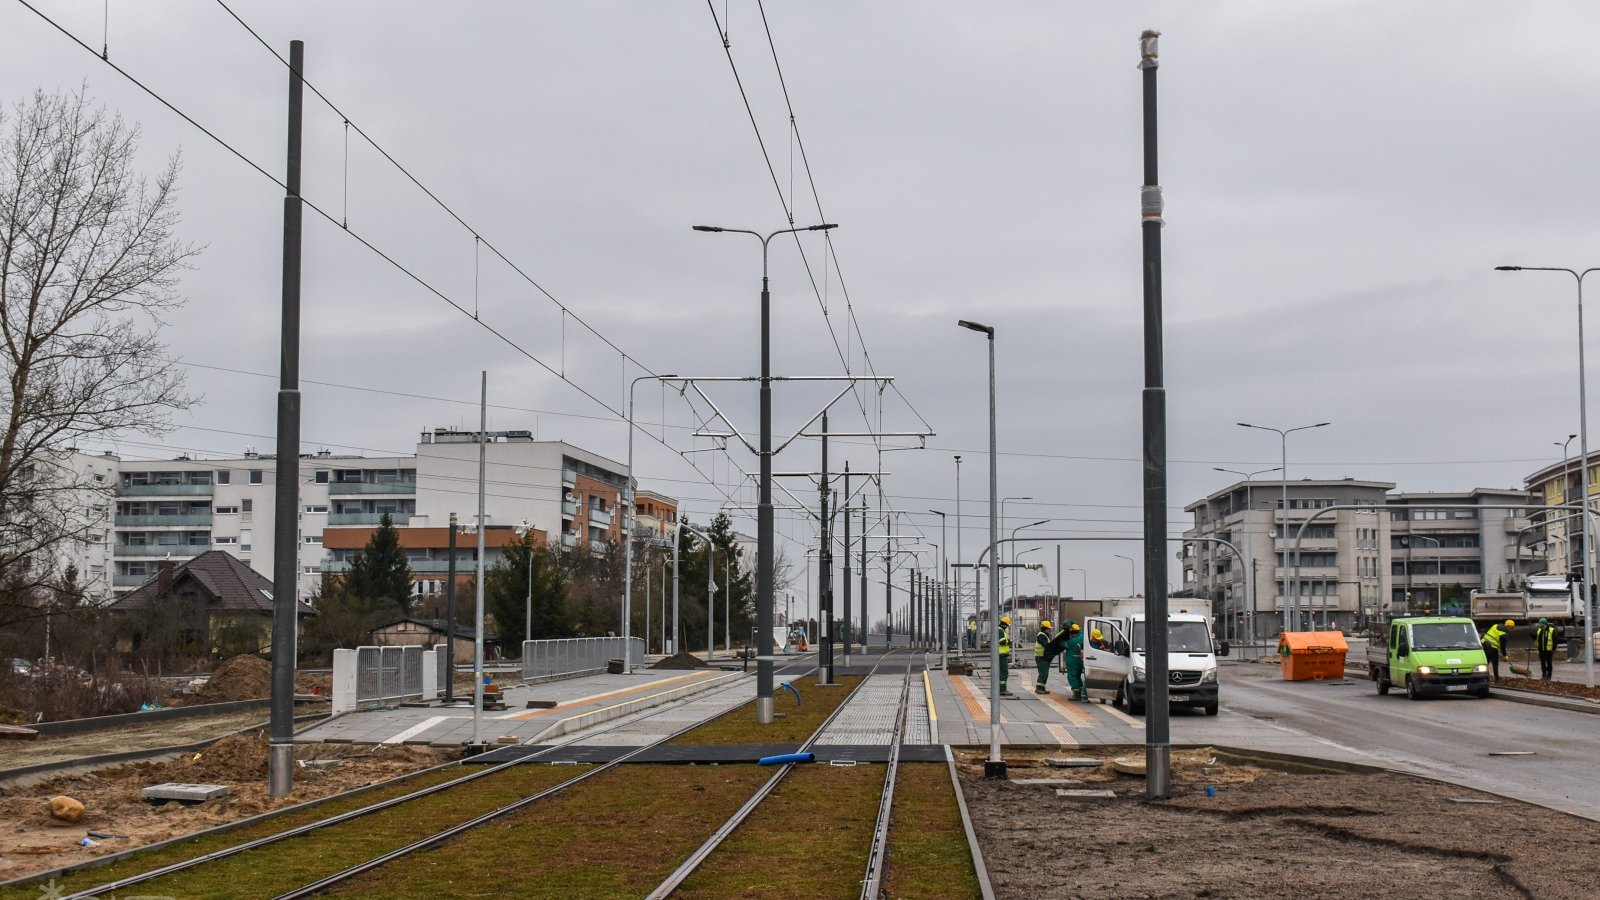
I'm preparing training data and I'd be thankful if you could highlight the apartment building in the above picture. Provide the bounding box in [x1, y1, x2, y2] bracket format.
[321, 524, 541, 597]
[1185, 479, 1537, 636]
[1526, 455, 1596, 578]
[93, 429, 672, 604]
[633, 490, 679, 539]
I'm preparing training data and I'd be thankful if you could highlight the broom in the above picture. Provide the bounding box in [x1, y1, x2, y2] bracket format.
[1507, 648, 1532, 678]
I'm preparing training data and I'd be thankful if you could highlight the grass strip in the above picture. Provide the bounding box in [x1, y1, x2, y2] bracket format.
[0, 765, 468, 900]
[884, 763, 981, 899]
[54, 764, 586, 900]
[331, 764, 773, 898]
[676, 762, 884, 899]
[669, 674, 862, 745]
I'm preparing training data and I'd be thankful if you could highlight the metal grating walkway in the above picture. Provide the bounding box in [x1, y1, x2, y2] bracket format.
[815, 674, 928, 746]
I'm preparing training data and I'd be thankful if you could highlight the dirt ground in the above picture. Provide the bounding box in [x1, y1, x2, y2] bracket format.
[0, 733, 456, 883]
[959, 748, 1600, 900]
[0, 711, 277, 772]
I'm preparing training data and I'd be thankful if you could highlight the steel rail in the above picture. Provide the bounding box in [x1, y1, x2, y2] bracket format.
[61, 658, 813, 900]
[269, 656, 822, 899]
[859, 657, 915, 898]
[643, 649, 908, 900]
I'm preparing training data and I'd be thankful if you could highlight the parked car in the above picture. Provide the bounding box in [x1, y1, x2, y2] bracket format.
[7, 658, 33, 677]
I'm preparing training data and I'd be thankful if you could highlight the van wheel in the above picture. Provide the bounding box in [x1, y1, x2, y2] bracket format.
[1203, 702, 1219, 716]
[1475, 686, 1491, 699]
[1405, 675, 1422, 701]
[1127, 682, 1145, 716]
[1114, 684, 1125, 708]
[1376, 675, 1390, 696]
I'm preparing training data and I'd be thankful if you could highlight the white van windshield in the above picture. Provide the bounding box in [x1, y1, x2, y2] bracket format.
[1409, 622, 1480, 651]
[1132, 621, 1212, 653]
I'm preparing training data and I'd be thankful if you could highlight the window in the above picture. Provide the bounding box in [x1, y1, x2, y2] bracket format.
[240, 529, 252, 553]
[304, 535, 323, 545]
[215, 536, 238, 546]
[242, 499, 252, 512]
[249, 470, 263, 485]
[304, 505, 328, 514]
[216, 470, 230, 485]
[93, 473, 106, 484]
[215, 506, 239, 515]
[303, 566, 321, 575]
[315, 470, 329, 484]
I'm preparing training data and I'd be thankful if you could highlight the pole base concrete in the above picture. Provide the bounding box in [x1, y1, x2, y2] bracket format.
[267, 742, 293, 798]
[1146, 744, 1171, 799]
[757, 696, 774, 724]
[983, 759, 1008, 780]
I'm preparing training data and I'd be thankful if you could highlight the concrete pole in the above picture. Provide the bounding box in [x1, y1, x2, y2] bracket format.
[472, 372, 487, 748]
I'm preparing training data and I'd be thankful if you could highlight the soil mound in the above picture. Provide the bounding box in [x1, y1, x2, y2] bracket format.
[650, 652, 708, 670]
[195, 655, 272, 702]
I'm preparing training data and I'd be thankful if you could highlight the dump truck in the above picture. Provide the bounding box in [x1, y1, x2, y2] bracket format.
[1366, 616, 1490, 699]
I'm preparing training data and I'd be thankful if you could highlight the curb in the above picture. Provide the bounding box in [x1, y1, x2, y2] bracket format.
[521, 670, 746, 745]
[27, 697, 326, 737]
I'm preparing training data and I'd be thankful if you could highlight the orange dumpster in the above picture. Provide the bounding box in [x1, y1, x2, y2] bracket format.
[1277, 631, 1349, 681]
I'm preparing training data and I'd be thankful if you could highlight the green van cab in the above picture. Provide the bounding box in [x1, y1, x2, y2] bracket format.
[1366, 616, 1491, 699]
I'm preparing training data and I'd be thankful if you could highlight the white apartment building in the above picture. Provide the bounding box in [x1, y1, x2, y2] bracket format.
[88, 429, 668, 603]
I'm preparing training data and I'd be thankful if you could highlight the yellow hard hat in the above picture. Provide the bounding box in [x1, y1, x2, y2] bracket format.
[1069, 623, 1081, 633]
[1040, 620, 1052, 630]
[1000, 615, 1011, 626]
[1091, 628, 1104, 640]
[1505, 619, 1515, 628]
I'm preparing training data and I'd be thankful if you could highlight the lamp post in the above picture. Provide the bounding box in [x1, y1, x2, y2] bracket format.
[1237, 421, 1331, 632]
[954, 455, 966, 654]
[1113, 553, 1136, 595]
[1498, 265, 1600, 688]
[694, 221, 838, 722]
[1000, 496, 1033, 605]
[1213, 466, 1281, 641]
[1556, 434, 1577, 575]
[958, 317, 1004, 778]
[1068, 567, 1088, 602]
[1400, 533, 1442, 617]
[515, 519, 535, 648]
[1009, 519, 1050, 606]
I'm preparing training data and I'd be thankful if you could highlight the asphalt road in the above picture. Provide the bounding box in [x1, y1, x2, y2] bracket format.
[1174, 662, 1600, 820]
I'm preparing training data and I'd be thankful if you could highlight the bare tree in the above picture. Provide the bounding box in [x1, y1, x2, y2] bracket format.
[0, 88, 197, 626]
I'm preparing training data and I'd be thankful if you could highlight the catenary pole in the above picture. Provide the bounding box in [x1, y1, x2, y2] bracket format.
[819, 412, 833, 683]
[444, 512, 458, 702]
[842, 465, 852, 663]
[472, 371, 488, 748]
[268, 38, 305, 799]
[1138, 29, 1172, 800]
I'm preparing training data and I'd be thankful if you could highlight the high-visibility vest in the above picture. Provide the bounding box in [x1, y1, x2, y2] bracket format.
[1035, 630, 1051, 657]
[1482, 625, 1506, 653]
[967, 621, 977, 634]
[997, 626, 1011, 656]
[1536, 625, 1559, 652]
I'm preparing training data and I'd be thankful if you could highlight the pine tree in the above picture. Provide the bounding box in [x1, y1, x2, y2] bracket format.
[486, 533, 569, 646]
[344, 513, 414, 613]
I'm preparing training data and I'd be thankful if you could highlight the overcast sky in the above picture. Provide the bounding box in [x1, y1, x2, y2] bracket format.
[6, 1, 1599, 612]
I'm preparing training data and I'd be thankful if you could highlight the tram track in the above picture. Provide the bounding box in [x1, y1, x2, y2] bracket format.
[32, 656, 818, 900]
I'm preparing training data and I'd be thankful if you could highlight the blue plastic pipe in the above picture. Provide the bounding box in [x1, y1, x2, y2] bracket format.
[757, 752, 815, 766]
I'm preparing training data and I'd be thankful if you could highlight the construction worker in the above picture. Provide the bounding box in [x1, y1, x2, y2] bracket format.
[1034, 620, 1055, 693]
[1063, 623, 1086, 700]
[1482, 619, 1512, 682]
[1534, 617, 1560, 681]
[997, 615, 1013, 696]
[1089, 627, 1111, 652]
[966, 615, 978, 650]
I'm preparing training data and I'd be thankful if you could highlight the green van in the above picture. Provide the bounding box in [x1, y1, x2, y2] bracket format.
[1366, 616, 1491, 699]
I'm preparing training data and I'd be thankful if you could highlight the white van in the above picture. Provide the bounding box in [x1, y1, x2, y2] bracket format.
[1083, 599, 1219, 716]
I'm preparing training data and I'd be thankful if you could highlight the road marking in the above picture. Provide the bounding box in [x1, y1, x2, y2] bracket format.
[923, 670, 938, 744]
[1046, 723, 1077, 746]
[382, 715, 450, 745]
[1039, 692, 1096, 726]
[495, 671, 711, 720]
[951, 675, 1005, 723]
[1097, 703, 1144, 728]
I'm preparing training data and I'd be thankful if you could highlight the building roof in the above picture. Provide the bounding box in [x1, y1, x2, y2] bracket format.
[109, 551, 315, 616]
[1185, 478, 1397, 512]
[369, 617, 498, 642]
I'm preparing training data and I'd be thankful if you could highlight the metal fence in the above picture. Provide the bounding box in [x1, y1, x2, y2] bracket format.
[348, 645, 429, 709]
[522, 636, 644, 678]
[434, 643, 450, 694]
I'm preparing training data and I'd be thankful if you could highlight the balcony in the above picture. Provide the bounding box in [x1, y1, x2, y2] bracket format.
[589, 506, 613, 526]
[120, 483, 214, 496]
[328, 511, 412, 526]
[115, 513, 212, 527]
[560, 532, 577, 549]
[589, 539, 609, 555]
[562, 467, 577, 486]
[328, 481, 416, 496]
[1275, 566, 1340, 580]
[1503, 516, 1533, 534]
[113, 573, 154, 587]
[114, 544, 208, 557]
[562, 499, 578, 518]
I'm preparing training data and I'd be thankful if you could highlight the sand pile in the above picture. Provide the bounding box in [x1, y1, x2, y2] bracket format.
[194, 656, 272, 702]
[650, 653, 708, 670]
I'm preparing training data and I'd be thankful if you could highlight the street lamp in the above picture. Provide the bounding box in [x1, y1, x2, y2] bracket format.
[1000, 496, 1033, 604]
[1497, 265, 1600, 688]
[1213, 466, 1281, 641]
[1399, 534, 1441, 617]
[929, 509, 949, 668]
[695, 221, 838, 722]
[515, 519, 535, 646]
[1067, 567, 1088, 602]
[1113, 554, 1136, 595]
[1555, 434, 1578, 576]
[1238, 420, 1331, 632]
[958, 317, 1004, 778]
[1009, 518, 1050, 603]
